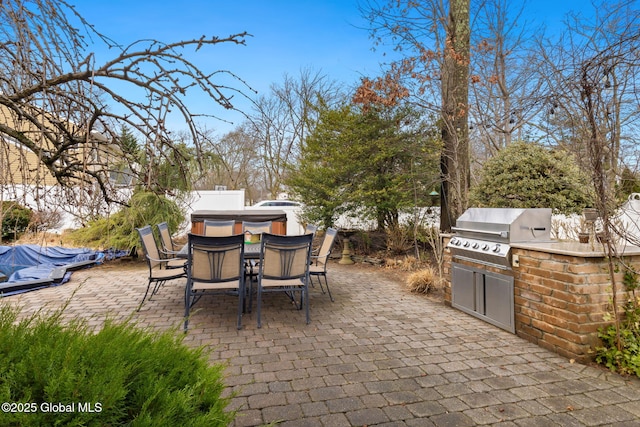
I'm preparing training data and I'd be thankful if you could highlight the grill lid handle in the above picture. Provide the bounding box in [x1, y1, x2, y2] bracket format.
[451, 227, 508, 238]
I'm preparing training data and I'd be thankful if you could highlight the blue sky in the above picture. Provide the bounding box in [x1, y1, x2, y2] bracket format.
[73, 0, 591, 135]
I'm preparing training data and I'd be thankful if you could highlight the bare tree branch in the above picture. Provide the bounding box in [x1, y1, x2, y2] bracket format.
[0, 0, 255, 206]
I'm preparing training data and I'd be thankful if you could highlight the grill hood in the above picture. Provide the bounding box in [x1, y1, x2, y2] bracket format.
[452, 208, 552, 243]
[448, 208, 552, 269]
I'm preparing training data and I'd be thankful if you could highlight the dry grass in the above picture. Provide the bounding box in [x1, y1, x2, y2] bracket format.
[12, 230, 83, 248]
[404, 265, 441, 295]
[379, 255, 445, 299]
[384, 255, 423, 271]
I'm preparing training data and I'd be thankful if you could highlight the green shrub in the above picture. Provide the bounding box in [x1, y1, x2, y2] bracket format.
[0, 303, 234, 426]
[69, 190, 184, 250]
[595, 268, 640, 377]
[470, 141, 594, 215]
[595, 298, 640, 377]
[1, 201, 33, 240]
[595, 320, 640, 377]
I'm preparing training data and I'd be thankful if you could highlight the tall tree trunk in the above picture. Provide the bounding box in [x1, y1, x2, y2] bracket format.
[440, 0, 471, 232]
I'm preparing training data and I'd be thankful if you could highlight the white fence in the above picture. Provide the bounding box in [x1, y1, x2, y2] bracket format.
[8, 183, 640, 246]
[1, 186, 308, 237]
[1, 184, 132, 232]
[334, 207, 441, 231]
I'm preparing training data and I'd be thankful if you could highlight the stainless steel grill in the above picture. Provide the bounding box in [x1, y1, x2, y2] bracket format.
[447, 208, 552, 269]
[447, 207, 553, 334]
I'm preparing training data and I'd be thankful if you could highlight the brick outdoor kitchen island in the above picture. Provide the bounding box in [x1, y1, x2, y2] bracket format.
[443, 237, 640, 363]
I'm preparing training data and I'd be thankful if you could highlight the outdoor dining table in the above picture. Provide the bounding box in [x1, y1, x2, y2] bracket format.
[243, 242, 261, 259]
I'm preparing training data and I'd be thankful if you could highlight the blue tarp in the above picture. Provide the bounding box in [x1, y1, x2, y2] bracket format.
[0, 245, 125, 296]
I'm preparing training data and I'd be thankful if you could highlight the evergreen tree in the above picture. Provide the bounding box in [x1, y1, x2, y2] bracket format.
[287, 104, 440, 230]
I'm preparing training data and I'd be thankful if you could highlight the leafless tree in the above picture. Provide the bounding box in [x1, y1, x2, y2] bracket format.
[536, 0, 640, 349]
[535, 1, 640, 182]
[468, 0, 545, 163]
[194, 125, 261, 200]
[247, 68, 343, 200]
[0, 0, 254, 208]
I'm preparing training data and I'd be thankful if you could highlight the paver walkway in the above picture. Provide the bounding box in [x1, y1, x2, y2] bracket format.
[5, 259, 640, 426]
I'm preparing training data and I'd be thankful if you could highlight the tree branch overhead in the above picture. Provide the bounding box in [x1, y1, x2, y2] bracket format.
[0, 0, 254, 205]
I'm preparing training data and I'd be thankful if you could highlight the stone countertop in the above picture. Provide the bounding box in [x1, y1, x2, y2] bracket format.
[511, 240, 640, 257]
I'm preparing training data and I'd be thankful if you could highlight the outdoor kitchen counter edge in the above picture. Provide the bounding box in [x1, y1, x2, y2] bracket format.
[510, 240, 640, 257]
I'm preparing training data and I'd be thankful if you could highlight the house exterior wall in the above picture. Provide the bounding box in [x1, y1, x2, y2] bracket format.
[0, 104, 116, 188]
[1, 140, 58, 186]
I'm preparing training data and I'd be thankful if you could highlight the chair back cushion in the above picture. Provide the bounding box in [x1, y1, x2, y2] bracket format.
[242, 221, 272, 235]
[156, 222, 174, 252]
[260, 233, 313, 280]
[188, 234, 244, 282]
[316, 228, 338, 266]
[203, 220, 236, 237]
[137, 226, 162, 269]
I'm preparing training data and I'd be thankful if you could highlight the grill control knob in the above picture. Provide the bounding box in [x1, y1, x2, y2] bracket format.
[492, 244, 501, 253]
[454, 239, 461, 246]
[472, 243, 479, 249]
[463, 241, 470, 247]
[481, 244, 489, 251]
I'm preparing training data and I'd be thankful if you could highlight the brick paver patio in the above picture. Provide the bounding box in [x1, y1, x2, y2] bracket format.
[5, 259, 640, 426]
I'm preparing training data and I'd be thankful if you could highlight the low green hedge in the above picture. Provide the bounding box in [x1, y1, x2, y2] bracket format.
[0, 304, 234, 426]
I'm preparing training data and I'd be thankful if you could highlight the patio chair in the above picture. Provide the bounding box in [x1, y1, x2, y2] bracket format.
[136, 225, 187, 310]
[203, 219, 236, 237]
[184, 233, 246, 331]
[154, 222, 186, 269]
[256, 232, 314, 328]
[304, 223, 319, 251]
[309, 228, 338, 302]
[156, 222, 184, 257]
[304, 223, 318, 236]
[242, 220, 273, 282]
[242, 220, 272, 237]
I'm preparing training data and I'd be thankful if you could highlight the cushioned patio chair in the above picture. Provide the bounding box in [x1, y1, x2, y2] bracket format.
[203, 219, 236, 237]
[242, 221, 272, 236]
[304, 223, 318, 236]
[136, 225, 187, 310]
[154, 222, 186, 269]
[156, 222, 185, 258]
[242, 220, 273, 282]
[184, 233, 246, 331]
[309, 228, 338, 302]
[256, 232, 314, 328]
[304, 223, 319, 252]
